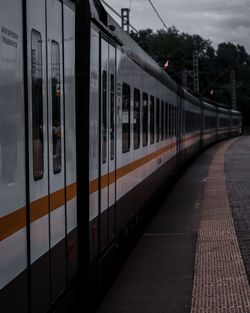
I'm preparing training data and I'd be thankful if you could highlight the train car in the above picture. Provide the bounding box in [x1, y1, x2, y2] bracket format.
[217, 106, 231, 141]
[181, 90, 202, 161]
[0, 0, 242, 312]
[230, 109, 242, 135]
[202, 101, 217, 147]
[0, 0, 77, 312]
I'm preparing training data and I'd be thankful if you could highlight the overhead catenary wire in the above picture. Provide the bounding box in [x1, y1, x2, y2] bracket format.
[147, 0, 168, 30]
[100, 0, 138, 33]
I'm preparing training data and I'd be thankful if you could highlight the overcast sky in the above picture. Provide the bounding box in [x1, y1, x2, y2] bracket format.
[102, 0, 250, 53]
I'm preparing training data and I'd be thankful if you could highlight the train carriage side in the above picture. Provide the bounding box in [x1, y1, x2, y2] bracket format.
[0, 1, 77, 312]
[202, 101, 217, 147]
[0, 1, 27, 312]
[181, 90, 202, 160]
[230, 109, 242, 136]
[115, 46, 180, 231]
[87, 0, 186, 302]
[217, 106, 231, 141]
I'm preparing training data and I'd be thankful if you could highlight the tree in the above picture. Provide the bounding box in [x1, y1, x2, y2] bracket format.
[130, 27, 250, 127]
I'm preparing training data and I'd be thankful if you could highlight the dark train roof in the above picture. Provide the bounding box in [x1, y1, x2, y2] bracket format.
[230, 109, 242, 116]
[203, 101, 217, 112]
[89, 0, 178, 93]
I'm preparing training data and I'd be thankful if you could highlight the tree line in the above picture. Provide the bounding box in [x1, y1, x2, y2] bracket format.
[130, 27, 250, 127]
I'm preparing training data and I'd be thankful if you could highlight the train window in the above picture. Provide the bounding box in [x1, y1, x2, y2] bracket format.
[189, 111, 191, 132]
[156, 98, 160, 142]
[150, 96, 155, 144]
[161, 100, 164, 140]
[165, 102, 168, 139]
[102, 70, 107, 163]
[172, 106, 174, 136]
[186, 111, 189, 132]
[122, 83, 130, 153]
[134, 88, 140, 150]
[31, 30, 44, 181]
[169, 104, 172, 137]
[205, 116, 216, 129]
[51, 41, 61, 174]
[110, 74, 115, 160]
[143, 93, 148, 146]
[233, 118, 239, 126]
[220, 117, 229, 127]
[174, 106, 176, 136]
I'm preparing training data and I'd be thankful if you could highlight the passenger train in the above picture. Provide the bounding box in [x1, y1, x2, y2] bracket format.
[0, 0, 242, 312]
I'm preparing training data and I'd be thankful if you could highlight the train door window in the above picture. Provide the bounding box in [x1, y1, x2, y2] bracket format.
[31, 30, 44, 181]
[173, 106, 176, 136]
[184, 109, 186, 133]
[156, 98, 160, 142]
[143, 92, 148, 146]
[161, 100, 164, 140]
[188, 111, 191, 132]
[186, 110, 188, 132]
[165, 102, 168, 139]
[102, 70, 107, 162]
[169, 104, 172, 137]
[173, 105, 175, 136]
[133, 88, 140, 149]
[175, 107, 177, 135]
[110, 73, 115, 160]
[170, 104, 174, 137]
[51, 41, 61, 174]
[188, 111, 190, 132]
[122, 83, 130, 153]
[150, 96, 155, 144]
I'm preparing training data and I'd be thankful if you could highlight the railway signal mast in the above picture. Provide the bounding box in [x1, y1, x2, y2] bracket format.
[193, 51, 199, 95]
[121, 8, 130, 33]
[231, 70, 236, 109]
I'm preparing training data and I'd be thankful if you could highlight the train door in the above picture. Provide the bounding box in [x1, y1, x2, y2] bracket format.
[100, 38, 116, 251]
[26, 0, 66, 311]
[46, 0, 67, 302]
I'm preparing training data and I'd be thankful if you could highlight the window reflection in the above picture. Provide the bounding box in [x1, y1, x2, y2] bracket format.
[31, 30, 44, 180]
[51, 41, 61, 174]
[122, 83, 130, 153]
[134, 88, 140, 149]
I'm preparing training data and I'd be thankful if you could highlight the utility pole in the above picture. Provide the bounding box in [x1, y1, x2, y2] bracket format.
[181, 70, 188, 88]
[231, 70, 236, 110]
[193, 51, 199, 95]
[121, 8, 130, 33]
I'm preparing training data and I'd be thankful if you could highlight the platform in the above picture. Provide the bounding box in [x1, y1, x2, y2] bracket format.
[96, 136, 250, 313]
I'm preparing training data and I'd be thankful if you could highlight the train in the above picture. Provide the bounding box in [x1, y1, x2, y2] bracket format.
[0, 0, 242, 312]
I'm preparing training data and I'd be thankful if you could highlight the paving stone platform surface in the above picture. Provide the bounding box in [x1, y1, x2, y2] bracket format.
[225, 136, 250, 284]
[96, 137, 250, 313]
[191, 137, 250, 313]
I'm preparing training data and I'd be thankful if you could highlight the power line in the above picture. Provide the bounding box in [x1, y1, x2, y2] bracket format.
[200, 69, 229, 97]
[100, 0, 138, 33]
[147, 0, 168, 30]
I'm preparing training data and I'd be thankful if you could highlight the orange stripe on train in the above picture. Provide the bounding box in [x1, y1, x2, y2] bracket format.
[0, 182, 77, 242]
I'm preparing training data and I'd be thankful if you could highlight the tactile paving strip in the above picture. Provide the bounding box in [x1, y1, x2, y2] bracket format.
[190, 138, 250, 313]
